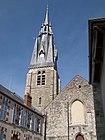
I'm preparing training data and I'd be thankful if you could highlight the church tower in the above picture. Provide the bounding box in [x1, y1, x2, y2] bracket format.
[24, 5, 61, 111]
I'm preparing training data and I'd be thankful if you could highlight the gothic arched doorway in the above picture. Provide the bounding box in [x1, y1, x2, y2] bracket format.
[75, 134, 84, 140]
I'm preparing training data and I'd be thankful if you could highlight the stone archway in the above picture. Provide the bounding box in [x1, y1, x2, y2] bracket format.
[75, 134, 84, 140]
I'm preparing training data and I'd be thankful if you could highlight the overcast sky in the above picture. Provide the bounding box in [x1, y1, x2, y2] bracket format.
[0, 0, 105, 97]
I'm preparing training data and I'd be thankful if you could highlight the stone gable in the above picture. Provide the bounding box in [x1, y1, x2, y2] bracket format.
[44, 75, 97, 140]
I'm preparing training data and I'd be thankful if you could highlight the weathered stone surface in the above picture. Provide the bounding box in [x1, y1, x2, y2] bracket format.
[44, 75, 97, 140]
[25, 67, 60, 111]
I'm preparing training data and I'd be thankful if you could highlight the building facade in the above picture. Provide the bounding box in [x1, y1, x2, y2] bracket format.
[1, 4, 105, 140]
[89, 18, 105, 139]
[44, 76, 97, 140]
[24, 5, 97, 140]
[24, 5, 61, 112]
[0, 84, 44, 140]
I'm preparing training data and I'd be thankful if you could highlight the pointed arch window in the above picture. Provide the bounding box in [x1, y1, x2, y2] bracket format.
[71, 100, 85, 124]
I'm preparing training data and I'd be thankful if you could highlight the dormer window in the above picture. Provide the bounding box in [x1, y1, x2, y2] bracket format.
[39, 44, 45, 58]
[39, 50, 45, 56]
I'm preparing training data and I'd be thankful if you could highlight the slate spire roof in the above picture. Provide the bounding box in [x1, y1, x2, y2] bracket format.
[30, 5, 58, 69]
[44, 4, 49, 25]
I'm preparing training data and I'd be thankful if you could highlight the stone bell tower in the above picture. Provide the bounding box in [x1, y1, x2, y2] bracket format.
[24, 5, 61, 111]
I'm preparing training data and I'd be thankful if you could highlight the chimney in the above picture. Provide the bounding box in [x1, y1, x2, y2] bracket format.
[24, 93, 32, 107]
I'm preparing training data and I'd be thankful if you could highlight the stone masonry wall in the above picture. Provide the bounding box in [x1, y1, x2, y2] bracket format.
[25, 66, 60, 111]
[44, 76, 97, 140]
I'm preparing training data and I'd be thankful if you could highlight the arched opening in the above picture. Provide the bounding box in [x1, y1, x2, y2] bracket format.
[71, 100, 85, 124]
[37, 71, 41, 85]
[37, 70, 46, 85]
[76, 134, 84, 140]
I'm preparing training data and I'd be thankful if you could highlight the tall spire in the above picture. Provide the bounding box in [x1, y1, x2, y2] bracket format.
[30, 4, 58, 69]
[39, 4, 52, 35]
[24, 3, 61, 111]
[44, 4, 49, 25]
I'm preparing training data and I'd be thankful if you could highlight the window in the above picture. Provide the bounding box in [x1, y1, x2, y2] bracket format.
[39, 97, 41, 104]
[20, 109, 24, 126]
[37, 71, 45, 85]
[20, 109, 31, 129]
[32, 115, 37, 132]
[42, 71, 45, 85]
[23, 110, 31, 129]
[22, 110, 27, 127]
[36, 118, 41, 133]
[0, 97, 8, 121]
[32, 115, 35, 131]
[24, 110, 28, 128]
[39, 50, 45, 56]
[34, 117, 37, 132]
[13, 105, 20, 125]
[71, 100, 85, 124]
[27, 112, 31, 129]
[37, 71, 41, 85]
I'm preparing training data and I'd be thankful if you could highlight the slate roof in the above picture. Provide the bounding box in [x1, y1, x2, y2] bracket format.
[30, 5, 58, 70]
[0, 84, 43, 117]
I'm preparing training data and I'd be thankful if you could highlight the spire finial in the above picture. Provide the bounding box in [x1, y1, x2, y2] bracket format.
[44, 1, 49, 25]
[46, 0, 48, 7]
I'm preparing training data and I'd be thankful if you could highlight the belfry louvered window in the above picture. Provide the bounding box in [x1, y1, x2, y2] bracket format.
[37, 71, 41, 85]
[37, 71, 45, 85]
[42, 71, 45, 85]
